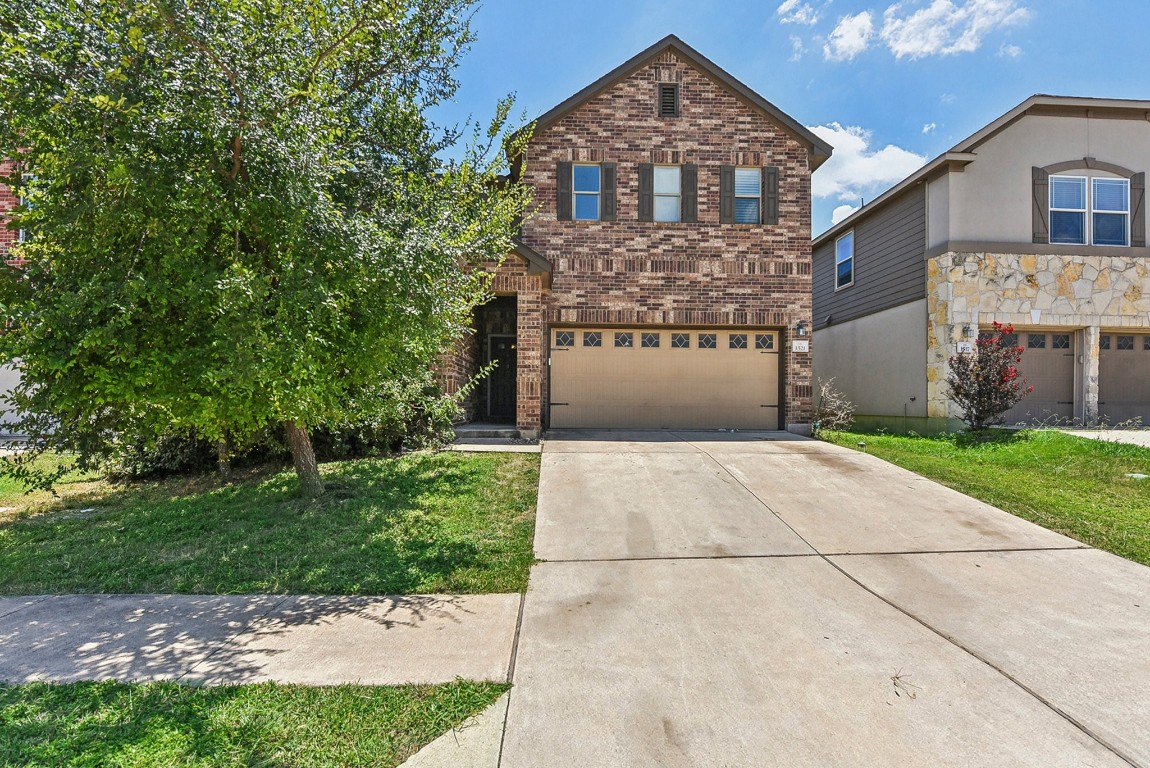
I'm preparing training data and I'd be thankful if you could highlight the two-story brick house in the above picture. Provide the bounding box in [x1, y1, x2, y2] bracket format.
[813, 95, 1150, 431]
[442, 35, 832, 436]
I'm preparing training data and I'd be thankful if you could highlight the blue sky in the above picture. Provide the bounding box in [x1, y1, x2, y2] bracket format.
[432, 0, 1150, 236]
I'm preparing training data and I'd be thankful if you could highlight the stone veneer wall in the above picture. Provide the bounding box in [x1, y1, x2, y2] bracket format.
[926, 250, 1150, 423]
[519, 50, 815, 430]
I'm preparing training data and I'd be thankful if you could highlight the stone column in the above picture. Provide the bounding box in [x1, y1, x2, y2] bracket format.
[1081, 324, 1100, 426]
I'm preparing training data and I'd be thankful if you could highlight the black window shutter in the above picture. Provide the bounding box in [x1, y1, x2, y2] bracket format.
[557, 161, 572, 221]
[1032, 166, 1049, 244]
[1131, 172, 1146, 247]
[719, 165, 735, 224]
[600, 162, 617, 221]
[638, 163, 654, 222]
[681, 163, 698, 223]
[763, 166, 779, 225]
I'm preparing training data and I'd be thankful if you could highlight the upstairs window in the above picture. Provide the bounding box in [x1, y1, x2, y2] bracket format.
[835, 231, 854, 290]
[1093, 178, 1129, 246]
[654, 166, 681, 222]
[734, 168, 761, 224]
[658, 83, 679, 117]
[1050, 175, 1129, 246]
[573, 164, 601, 221]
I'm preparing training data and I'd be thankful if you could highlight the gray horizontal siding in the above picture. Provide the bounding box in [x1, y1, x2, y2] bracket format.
[813, 187, 927, 329]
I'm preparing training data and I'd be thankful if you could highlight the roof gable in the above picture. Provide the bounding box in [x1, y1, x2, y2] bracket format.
[524, 35, 832, 170]
[813, 94, 1150, 248]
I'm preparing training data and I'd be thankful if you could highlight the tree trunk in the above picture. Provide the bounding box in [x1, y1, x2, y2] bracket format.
[284, 420, 324, 498]
[216, 437, 232, 481]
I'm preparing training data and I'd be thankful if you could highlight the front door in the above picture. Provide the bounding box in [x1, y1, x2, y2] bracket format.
[487, 335, 517, 422]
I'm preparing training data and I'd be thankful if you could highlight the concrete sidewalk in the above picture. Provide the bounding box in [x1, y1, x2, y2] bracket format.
[1061, 428, 1150, 448]
[500, 430, 1150, 768]
[0, 593, 522, 685]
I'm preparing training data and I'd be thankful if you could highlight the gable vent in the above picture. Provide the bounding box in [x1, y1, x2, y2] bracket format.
[658, 83, 679, 118]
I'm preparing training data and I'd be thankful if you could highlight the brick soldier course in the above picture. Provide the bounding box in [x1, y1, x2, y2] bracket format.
[443, 35, 831, 436]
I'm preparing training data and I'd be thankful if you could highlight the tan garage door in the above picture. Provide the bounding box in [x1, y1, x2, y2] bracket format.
[549, 328, 781, 430]
[1099, 332, 1150, 426]
[1001, 330, 1075, 425]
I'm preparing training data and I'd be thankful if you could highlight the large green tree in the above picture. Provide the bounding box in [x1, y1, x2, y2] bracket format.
[0, 0, 529, 495]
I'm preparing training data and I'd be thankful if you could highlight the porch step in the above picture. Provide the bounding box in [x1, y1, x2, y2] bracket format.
[453, 424, 520, 439]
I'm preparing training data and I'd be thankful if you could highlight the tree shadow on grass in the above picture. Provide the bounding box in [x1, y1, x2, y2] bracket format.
[0, 453, 515, 596]
[0, 680, 249, 767]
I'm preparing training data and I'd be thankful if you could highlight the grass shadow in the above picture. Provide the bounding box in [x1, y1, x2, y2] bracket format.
[0, 452, 539, 596]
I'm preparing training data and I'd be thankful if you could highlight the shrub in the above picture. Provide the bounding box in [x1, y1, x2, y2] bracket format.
[813, 377, 856, 436]
[946, 322, 1034, 431]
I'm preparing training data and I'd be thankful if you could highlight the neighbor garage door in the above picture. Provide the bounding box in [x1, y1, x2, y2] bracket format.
[1001, 330, 1075, 425]
[1099, 332, 1150, 426]
[549, 328, 781, 430]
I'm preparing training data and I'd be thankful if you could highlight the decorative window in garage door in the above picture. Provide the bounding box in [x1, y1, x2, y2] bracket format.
[1100, 335, 1111, 350]
[729, 333, 748, 349]
[671, 332, 690, 349]
[1052, 334, 1071, 350]
[555, 331, 575, 347]
[641, 332, 660, 348]
[699, 333, 717, 349]
[755, 333, 775, 350]
[1144, 337, 1150, 351]
[1028, 334, 1046, 349]
[615, 332, 633, 348]
[1117, 335, 1135, 350]
[583, 331, 601, 348]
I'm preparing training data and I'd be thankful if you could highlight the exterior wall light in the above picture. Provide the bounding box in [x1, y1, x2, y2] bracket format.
[794, 321, 809, 337]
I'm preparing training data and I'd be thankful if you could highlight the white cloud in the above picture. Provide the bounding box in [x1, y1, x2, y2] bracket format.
[808, 123, 928, 202]
[823, 11, 875, 61]
[777, 0, 821, 25]
[922, 122, 937, 134]
[998, 41, 1022, 58]
[880, 0, 1031, 60]
[832, 204, 860, 224]
[939, 92, 957, 104]
[789, 35, 806, 62]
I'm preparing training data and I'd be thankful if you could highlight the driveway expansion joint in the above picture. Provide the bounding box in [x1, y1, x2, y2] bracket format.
[668, 431, 1141, 768]
[176, 594, 293, 683]
[0, 595, 50, 622]
[825, 556, 1144, 768]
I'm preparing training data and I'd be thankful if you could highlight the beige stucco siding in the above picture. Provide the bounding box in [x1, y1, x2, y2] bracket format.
[944, 114, 1150, 244]
[813, 299, 928, 420]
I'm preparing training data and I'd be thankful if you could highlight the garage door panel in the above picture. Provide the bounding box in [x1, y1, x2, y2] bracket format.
[1001, 331, 1075, 425]
[1099, 333, 1150, 426]
[550, 328, 780, 430]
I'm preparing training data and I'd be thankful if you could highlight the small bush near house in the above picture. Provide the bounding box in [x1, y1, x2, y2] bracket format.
[812, 377, 856, 435]
[946, 322, 1034, 431]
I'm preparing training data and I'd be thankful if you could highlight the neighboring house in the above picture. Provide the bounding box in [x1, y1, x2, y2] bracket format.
[813, 95, 1150, 432]
[440, 35, 832, 437]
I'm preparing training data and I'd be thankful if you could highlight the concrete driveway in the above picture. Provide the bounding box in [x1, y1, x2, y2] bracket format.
[501, 431, 1150, 767]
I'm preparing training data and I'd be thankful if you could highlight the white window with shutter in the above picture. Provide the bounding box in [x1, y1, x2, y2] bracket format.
[654, 166, 681, 223]
[1050, 175, 1129, 247]
[734, 168, 761, 224]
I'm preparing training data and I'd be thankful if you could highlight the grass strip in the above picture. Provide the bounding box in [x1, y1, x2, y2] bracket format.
[0, 679, 507, 768]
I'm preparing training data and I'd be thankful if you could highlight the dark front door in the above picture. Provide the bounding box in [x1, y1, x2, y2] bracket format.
[487, 335, 516, 422]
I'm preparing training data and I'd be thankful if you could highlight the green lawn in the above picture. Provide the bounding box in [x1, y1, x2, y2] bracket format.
[823, 429, 1150, 565]
[0, 451, 539, 595]
[0, 679, 507, 768]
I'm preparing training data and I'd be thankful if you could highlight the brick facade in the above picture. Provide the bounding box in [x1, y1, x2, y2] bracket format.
[0, 160, 20, 265]
[441, 41, 819, 434]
